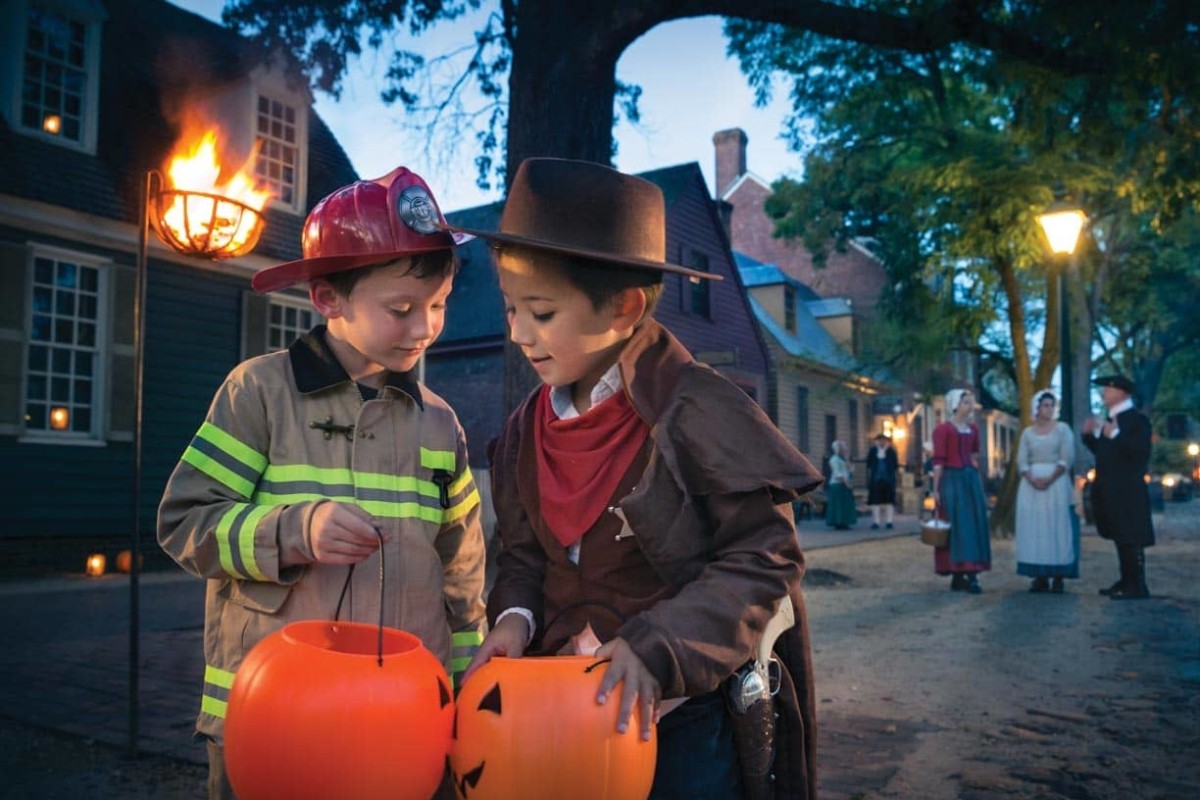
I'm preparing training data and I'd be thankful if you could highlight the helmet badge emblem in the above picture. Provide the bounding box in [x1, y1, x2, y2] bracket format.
[397, 186, 440, 235]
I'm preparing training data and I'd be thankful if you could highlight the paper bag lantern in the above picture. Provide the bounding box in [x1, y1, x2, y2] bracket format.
[225, 620, 453, 800]
[450, 656, 657, 799]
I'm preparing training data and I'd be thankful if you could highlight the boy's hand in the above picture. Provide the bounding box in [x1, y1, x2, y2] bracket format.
[594, 637, 660, 741]
[461, 613, 530, 683]
[309, 502, 384, 565]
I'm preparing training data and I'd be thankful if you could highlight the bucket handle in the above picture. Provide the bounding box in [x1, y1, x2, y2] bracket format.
[332, 526, 386, 667]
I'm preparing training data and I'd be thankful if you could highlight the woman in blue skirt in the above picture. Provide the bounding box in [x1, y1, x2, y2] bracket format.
[931, 389, 992, 593]
[825, 440, 858, 530]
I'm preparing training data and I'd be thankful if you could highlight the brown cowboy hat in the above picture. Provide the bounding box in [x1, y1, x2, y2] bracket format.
[445, 158, 721, 281]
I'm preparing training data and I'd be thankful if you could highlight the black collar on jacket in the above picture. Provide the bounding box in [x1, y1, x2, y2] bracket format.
[289, 325, 423, 409]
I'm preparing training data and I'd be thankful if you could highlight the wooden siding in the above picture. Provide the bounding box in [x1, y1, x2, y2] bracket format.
[423, 346, 507, 468]
[652, 168, 769, 383]
[1, 257, 248, 546]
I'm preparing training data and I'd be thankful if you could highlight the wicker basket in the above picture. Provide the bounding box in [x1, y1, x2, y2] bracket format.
[919, 517, 951, 547]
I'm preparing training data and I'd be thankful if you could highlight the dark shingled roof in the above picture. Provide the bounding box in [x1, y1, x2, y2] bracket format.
[0, 0, 358, 262]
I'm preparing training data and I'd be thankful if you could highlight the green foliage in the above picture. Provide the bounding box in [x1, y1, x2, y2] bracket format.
[727, 0, 1199, 392]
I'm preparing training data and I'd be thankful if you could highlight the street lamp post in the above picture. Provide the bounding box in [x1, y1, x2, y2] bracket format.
[1036, 197, 1086, 428]
[1188, 442, 1199, 482]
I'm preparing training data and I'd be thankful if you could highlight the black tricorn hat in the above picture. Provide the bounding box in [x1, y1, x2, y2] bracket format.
[1092, 374, 1136, 394]
[445, 158, 722, 281]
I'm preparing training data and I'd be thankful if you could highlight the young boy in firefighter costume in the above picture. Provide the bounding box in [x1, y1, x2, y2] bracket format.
[457, 158, 823, 799]
[158, 167, 487, 800]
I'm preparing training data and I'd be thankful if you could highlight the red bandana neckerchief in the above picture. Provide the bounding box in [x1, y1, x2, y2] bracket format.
[533, 384, 650, 548]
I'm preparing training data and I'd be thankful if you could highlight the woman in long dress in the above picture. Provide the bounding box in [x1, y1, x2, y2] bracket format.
[1015, 390, 1079, 593]
[931, 388, 992, 593]
[825, 440, 858, 530]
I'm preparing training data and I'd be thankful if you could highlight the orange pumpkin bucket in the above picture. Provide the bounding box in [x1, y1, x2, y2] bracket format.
[450, 656, 657, 800]
[225, 620, 454, 800]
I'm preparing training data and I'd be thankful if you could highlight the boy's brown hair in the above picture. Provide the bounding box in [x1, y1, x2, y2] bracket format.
[321, 249, 458, 297]
[496, 243, 664, 319]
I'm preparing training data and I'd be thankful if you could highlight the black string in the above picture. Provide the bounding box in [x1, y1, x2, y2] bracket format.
[331, 527, 387, 667]
[375, 526, 384, 667]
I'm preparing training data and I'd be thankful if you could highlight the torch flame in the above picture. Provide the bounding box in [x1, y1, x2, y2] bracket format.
[158, 129, 272, 257]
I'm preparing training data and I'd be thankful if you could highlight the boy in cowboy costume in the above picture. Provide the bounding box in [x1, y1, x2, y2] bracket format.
[458, 158, 822, 798]
[158, 167, 486, 799]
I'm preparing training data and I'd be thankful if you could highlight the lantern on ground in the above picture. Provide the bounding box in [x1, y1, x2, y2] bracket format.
[85, 553, 106, 577]
[224, 620, 453, 800]
[450, 656, 657, 800]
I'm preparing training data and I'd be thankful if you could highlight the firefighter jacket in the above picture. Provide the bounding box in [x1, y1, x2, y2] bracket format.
[158, 327, 487, 741]
[487, 319, 824, 799]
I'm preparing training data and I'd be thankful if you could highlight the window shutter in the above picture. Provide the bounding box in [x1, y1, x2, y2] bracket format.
[0, 243, 29, 432]
[107, 265, 136, 439]
[241, 291, 270, 360]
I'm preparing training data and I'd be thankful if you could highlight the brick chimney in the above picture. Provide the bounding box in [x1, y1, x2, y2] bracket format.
[713, 128, 748, 199]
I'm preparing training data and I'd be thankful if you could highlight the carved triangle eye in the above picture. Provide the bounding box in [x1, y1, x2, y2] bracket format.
[477, 682, 502, 714]
[438, 677, 451, 708]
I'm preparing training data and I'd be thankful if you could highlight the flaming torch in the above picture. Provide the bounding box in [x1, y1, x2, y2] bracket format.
[151, 129, 271, 259]
[129, 125, 271, 757]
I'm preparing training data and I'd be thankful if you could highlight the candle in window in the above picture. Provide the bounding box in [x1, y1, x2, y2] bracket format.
[43, 115, 62, 134]
[49, 406, 70, 430]
[85, 553, 106, 577]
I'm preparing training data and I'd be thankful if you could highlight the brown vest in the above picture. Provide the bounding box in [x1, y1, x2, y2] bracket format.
[519, 434, 673, 654]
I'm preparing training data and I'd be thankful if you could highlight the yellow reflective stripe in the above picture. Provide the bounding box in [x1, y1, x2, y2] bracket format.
[182, 447, 256, 498]
[450, 655, 472, 675]
[442, 488, 480, 525]
[263, 464, 354, 484]
[261, 465, 443, 501]
[420, 447, 456, 471]
[452, 630, 484, 648]
[201, 695, 228, 719]
[448, 467, 474, 497]
[205, 664, 236, 689]
[198, 422, 268, 472]
[237, 505, 272, 581]
[252, 493, 448, 522]
[215, 505, 247, 578]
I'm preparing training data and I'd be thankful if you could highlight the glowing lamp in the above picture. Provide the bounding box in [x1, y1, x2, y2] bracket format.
[892, 427, 907, 441]
[43, 114, 62, 134]
[1188, 443, 1199, 458]
[1037, 202, 1086, 255]
[922, 495, 936, 512]
[49, 406, 69, 430]
[85, 553, 106, 577]
[116, 549, 143, 574]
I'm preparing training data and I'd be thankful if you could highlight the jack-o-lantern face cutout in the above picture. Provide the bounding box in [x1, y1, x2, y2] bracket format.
[449, 656, 657, 800]
[225, 620, 454, 800]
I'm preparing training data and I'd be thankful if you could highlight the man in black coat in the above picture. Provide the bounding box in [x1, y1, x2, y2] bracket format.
[1081, 374, 1155, 600]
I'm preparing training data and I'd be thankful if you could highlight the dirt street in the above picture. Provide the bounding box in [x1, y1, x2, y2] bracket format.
[806, 501, 1199, 800]
[2, 502, 1196, 799]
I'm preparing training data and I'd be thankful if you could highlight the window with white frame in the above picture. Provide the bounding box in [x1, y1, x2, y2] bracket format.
[24, 251, 106, 437]
[268, 296, 318, 351]
[16, 2, 101, 150]
[256, 94, 299, 207]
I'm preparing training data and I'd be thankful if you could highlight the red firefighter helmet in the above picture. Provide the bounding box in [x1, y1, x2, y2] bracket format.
[251, 166, 470, 293]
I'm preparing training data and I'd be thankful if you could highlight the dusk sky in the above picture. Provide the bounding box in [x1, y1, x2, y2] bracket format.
[171, 0, 805, 212]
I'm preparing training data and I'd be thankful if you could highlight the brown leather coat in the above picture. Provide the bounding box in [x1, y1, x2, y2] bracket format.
[488, 320, 823, 798]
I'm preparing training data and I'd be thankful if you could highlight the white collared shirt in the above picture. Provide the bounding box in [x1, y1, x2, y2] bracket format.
[1101, 397, 1134, 438]
[549, 362, 623, 420]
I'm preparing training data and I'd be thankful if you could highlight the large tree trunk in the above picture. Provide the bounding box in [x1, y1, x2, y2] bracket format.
[988, 260, 1036, 537]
